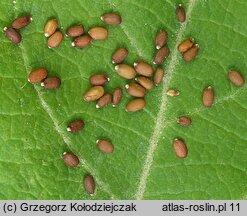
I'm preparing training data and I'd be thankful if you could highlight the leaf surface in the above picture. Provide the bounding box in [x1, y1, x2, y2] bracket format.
[0, 0, 246, 199]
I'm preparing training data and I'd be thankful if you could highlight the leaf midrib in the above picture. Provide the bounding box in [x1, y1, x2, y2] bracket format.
[12, 0, 247, 200]
[135, 0, 196, 200]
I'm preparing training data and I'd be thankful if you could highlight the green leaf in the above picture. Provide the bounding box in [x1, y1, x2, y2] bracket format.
[0, 0, 246, 200]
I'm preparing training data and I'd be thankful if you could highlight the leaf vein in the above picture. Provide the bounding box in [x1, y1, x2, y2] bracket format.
[17, 40, 117, 200]
[135, 0, 196, 200]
